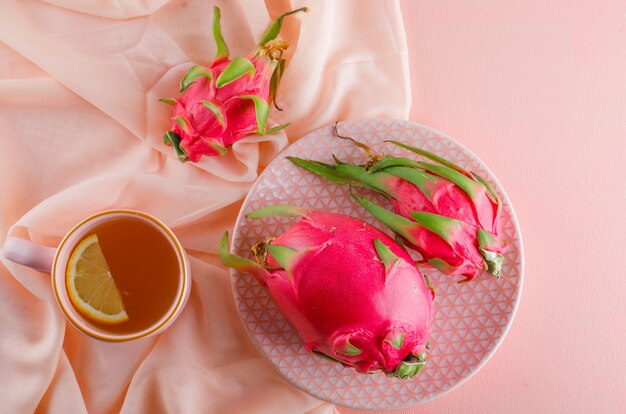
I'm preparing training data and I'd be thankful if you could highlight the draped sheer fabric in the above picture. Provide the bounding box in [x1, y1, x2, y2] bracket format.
[0, 0, 410, 412]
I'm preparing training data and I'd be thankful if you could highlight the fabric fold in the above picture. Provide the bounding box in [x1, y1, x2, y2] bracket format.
[41, 0, 170, 19]
[0, 0, 411, 412]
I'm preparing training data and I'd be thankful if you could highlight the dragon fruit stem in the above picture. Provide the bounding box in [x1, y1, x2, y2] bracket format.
[393, 352, 427, 380]
[385, 331, 405, 350]
[472, 172, 501, 207]
[241, 95, 269, 135]
[368, 156, 423, 173]
[351, 193, 418, 244]
[207, 141, 227, 156]
[477, 228, 500, 250]
[480, 249, 504, 277]
[415, 161, 485, 202]
[289, 157, 436, 204]
[219, 232, 269, 285]
[264, 123, 290, 134]
[163, 131, 188, 162]
[385, 140, 470, 177]
[334, 164, 392, 195]
[287, 157, 353, 185]
[246, 205, 309, 219]
[382, 166, 440, 199]
[173, 116, 189, 133]
[427, 258, 461, 279]
[477, 228, 504, 277]
[334, 122, 374, 157]
[265, 244, 299, 274]
[333, 122, 384, 168]
[257, 7, 309, 47]
[408, 211, 464, 246]
[200, 101, 224, 125]
[159, 97, 175, 105]
[312, 350, 342, 364]
[373, 238, 399, 271]
[212, 6, 230, 60]
[269, 58, 286, 110]
[215, 56, 255, 88]
[179, 65, 213, 92]
[332, 154, 347, 165]
[338, 340, 363, 356]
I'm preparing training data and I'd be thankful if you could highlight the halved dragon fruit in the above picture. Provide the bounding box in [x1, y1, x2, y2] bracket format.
[161, 6, 306, 162]
[220, 205, 435, 379]
[288, 125, 507, 282]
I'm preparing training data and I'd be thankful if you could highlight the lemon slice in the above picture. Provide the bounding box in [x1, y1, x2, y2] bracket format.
[66, 234, 128, 324]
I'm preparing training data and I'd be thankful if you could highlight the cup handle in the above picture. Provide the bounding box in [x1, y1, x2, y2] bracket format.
[2, 237, 56, 273]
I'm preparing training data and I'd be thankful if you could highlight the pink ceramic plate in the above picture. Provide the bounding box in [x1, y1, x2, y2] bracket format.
[229, 118, 524, 409]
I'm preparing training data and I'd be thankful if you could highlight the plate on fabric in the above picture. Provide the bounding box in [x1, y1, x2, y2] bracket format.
[228, 118, 523, 409]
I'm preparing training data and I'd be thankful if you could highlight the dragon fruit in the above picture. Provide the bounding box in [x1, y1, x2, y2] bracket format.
[219, 205, 434, 379]
[288, 125, 507, 282]
[160, 6, 306, 162]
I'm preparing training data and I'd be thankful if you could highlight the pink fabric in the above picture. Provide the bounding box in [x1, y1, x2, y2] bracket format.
[0, 0, 409, 412]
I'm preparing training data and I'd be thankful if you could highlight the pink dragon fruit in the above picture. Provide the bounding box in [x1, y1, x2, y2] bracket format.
[219, 205, 434, 378]
[160, 6, 306, 162]
[288, 125, 507, 282]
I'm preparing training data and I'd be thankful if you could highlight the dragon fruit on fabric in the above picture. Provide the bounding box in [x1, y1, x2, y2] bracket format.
[288, 127, 507, 282]
[160, 6, 306, 162]
[219, 205, 435, 379]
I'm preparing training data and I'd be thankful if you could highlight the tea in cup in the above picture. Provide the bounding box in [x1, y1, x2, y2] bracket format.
[3, 210, 190, 341]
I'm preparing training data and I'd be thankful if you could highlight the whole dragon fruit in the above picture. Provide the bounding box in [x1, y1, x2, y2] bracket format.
[288, 125, 507, 282]
[160, 6, 306, 162]
[219, 205, 435, 379]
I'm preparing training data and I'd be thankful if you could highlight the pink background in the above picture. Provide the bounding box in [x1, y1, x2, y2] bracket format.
[341, 1, 626, 413]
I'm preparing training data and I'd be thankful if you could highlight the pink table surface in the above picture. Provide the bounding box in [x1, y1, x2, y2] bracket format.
[340, 1, 626, 413]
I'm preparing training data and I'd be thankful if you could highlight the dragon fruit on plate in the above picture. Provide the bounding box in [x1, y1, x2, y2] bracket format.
[288, 125, 507, 282]
[160, 6, 306, 162]
[219, 205, 435, 379]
